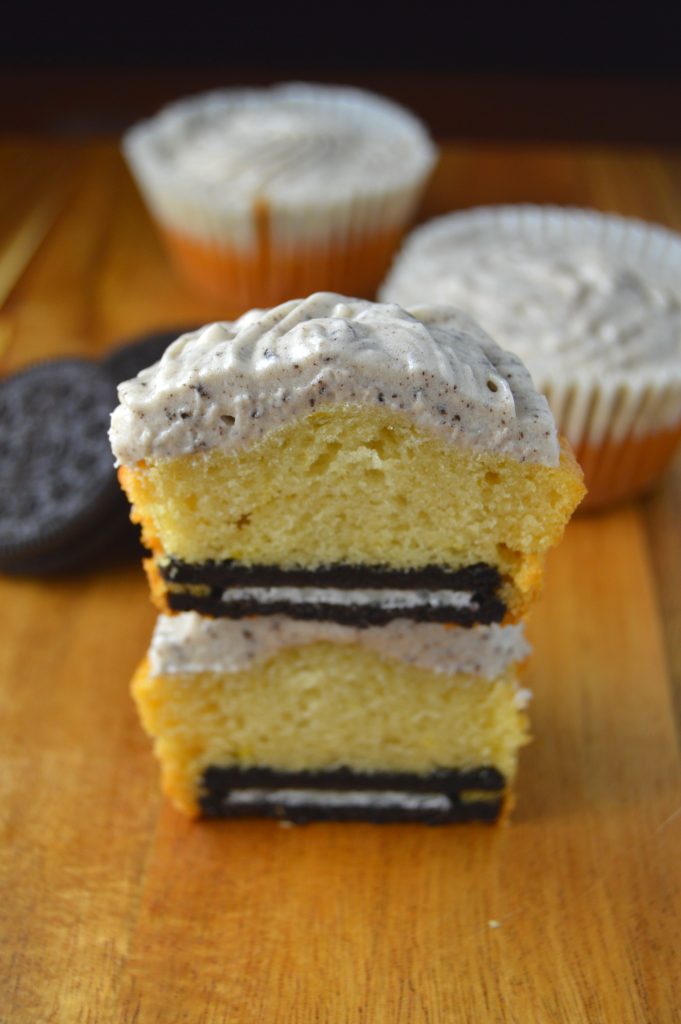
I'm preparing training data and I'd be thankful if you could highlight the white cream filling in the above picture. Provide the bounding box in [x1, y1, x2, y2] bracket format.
[149, 612, 530, 680]
[110, 294, 559, 467]
[218, 585, 475, 611]
[221, 789, 454, 812]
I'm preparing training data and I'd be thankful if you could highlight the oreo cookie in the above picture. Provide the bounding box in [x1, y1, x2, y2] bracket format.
[0, 328, 194, 576]
[0, 358, 125, 575]
[199, 765, 506, 824]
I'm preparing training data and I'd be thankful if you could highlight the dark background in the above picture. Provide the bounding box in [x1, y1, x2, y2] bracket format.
[3, 0, 681, 142]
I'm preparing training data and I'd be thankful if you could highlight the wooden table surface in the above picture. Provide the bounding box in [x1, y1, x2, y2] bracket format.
[1, 140, 680, 1023]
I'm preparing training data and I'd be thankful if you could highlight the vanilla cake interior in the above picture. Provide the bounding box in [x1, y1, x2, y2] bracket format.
[120, 405, 582, 626]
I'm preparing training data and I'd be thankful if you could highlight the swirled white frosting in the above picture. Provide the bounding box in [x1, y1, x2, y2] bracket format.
[380, 213, 681, 380]
[109, 293, 558, 466]
[149, 611, 530, 680]
[123, 86, 430, 205]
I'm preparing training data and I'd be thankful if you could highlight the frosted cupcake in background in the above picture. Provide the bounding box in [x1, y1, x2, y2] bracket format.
[123, 84, 436, 314]
[380, 205, 681, 509]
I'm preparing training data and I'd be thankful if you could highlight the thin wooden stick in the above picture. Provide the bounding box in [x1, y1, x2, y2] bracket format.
[0, 198, 60, 309]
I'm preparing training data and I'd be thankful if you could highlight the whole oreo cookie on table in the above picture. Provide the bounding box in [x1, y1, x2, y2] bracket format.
[0, 329, 193, 576]
[0, 359, 127, 575]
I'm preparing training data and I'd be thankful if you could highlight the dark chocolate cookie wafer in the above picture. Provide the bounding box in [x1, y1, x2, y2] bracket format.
[0, 359, 125, 575]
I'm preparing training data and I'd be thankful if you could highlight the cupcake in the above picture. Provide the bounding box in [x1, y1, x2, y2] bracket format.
[123, 84, 436, 314]
[380, 205, 681, 509]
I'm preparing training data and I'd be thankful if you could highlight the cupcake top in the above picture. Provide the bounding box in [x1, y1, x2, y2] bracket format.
[109, 293, 558, 467]
[380, 206, 681, 383]
[123, 84, 436, 206]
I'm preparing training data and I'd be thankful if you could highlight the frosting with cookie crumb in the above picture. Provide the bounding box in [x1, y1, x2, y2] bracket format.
[380, 213, 681, 379]
[109, 293, 559, 467]
[149, 611, 530, 679]
[123, 84, 436, 247]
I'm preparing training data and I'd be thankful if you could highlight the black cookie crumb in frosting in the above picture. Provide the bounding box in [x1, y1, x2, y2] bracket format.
[0, 359, 127, 575]
[199, 765, 505, 824]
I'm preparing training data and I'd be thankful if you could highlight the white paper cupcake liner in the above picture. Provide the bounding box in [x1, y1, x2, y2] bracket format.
[380, 205, 681, 458]
[123, 84, 436, 252]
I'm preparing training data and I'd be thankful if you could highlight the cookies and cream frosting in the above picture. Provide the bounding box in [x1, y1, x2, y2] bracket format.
[123, 84, 436, 246]
[124, 84, 435, 204]
[380, 210, 681, 380]
[149, 611, 531, 681]
[109, 293, 559, 467]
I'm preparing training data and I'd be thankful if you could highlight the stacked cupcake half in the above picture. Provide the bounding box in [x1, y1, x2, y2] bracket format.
[110, 294, 584, 823]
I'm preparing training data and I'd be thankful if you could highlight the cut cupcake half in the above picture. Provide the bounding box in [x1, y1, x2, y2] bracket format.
[133, 613, 531, 821]
[111, 295, 584, 629]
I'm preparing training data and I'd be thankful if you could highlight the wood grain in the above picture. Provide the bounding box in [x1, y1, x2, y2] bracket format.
[0, 141, 680, 1024]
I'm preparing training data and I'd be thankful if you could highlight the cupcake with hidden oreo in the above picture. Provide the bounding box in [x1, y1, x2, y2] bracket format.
[380, 205, 681, 509]
[123, 84, 436, 314]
